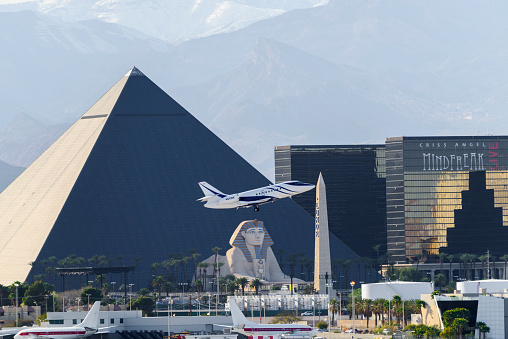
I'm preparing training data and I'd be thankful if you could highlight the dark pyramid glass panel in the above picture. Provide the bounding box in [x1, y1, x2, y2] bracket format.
[444, 171, 508, 256]
[32, 71, 359, 290]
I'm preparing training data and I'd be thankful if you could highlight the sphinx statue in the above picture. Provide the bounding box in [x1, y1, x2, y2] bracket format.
[200, 219, 302, 283]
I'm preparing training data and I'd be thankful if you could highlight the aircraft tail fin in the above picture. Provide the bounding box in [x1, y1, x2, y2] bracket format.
[79, 301, 101, 329]
[229, 300, 255, 327]
[198, 182, 226, 199]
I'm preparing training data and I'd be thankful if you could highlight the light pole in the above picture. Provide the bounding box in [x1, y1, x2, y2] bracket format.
[312, 297, 315, 329]
[76, 298, 80, 311]
[402, 297, 405, 329]
[350, 281, 355, 334]
[52, 294, 55, 312]
[15, 283, 19, 328]
[167, 299, 172, 339]
[87, 294, 91, 308]
[338, 290, 343, 332]
[325, 282, 333, 339]
[111, 282, 116, 296]
[387, 292, 391, 327]
[327, 301, 331, 339]
[129, 284, 134, 311]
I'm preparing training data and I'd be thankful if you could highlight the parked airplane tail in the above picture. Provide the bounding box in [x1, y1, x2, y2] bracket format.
[198, 181, 226, 200]
[79, 301, 101, 329]
[229, 300, 255, 327]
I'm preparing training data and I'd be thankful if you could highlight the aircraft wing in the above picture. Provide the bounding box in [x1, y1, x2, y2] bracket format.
[0, 329, 22, 337]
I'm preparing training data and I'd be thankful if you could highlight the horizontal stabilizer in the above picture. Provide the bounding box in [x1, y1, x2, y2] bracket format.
[197, 195, 218, 202]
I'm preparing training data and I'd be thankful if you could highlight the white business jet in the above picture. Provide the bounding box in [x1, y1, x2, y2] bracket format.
[198, 180, 315, 212]
[13, 301, 101, 339]
[228, 300, 317, 336]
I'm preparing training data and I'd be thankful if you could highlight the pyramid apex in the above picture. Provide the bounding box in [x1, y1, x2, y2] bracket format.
[124, 66, 145, 77]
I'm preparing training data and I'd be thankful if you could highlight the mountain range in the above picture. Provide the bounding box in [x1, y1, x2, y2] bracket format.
[1, 0, 507, 182]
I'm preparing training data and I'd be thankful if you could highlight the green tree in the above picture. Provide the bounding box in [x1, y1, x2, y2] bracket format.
[194, 279, 203, 292]
[131, 296, 155, 316]
[249, 279, 263, 295]
[152, 275, 165, 297]
[329, 298, 339, 326]
[442, 308, 470, 327]
[452, 318, 469, 339]
[236, 277, 248, 296]
[434, 273, 447, 292]
[475, 321, 490, 339]
[22, 281, 54, 313]
[80, 287, 103, 305]
[137, 288, 150, 296]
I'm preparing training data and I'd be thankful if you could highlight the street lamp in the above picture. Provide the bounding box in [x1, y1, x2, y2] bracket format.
[111, 282, 116, 295]
[129, 284, 134, 311]
[350, 281, 355, 334]
[15, 282, 19, 328]
[87, 294, 91, 309]
[207, 292, 211, 316]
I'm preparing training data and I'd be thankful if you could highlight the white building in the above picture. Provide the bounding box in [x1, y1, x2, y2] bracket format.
[362, 281, 433, 301]
[457, 279, 508, 294]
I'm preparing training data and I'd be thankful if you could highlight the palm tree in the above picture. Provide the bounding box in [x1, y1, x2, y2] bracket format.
[475, 321, 490, 339]
[211, 247, 222, 290]
[469, 254, 478, 280]
[152, 275, 165, 297]
[249, 279, 263, 295]
[491, 255, 497, 279]
[372, 299, 384, 327]
[414, 299, 426, 324]
[181, 256, 191, 282]
[435, 273, 447, 293]
[191, 251, 201, 279]
[412, 253, 424, 272]
[392, 295, 402, 324]
[437, 253, 448, 279]
[360, 299, 373, 329]
[151, 262, 161, 276]
[236, 277, 248, 296]
[478, 254, 488, 279]
[460, 253, 470, 280]
[329, 299, 339, 326]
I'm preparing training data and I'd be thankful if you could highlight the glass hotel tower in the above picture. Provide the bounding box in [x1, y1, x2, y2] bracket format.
[386, 136, 508, 263]
[275, 145, 387, 259]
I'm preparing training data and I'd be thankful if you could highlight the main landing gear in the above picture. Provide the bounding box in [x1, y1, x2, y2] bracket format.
[254, 204, 260, 212]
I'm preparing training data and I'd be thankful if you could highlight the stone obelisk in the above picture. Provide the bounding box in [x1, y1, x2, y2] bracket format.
[314, 172, 332, 295]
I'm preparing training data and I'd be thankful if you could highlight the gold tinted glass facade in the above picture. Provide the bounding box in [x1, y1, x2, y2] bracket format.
[386, 137, 508, 263]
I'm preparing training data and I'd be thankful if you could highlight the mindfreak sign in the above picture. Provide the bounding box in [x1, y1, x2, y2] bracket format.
[413, 140, 505, 171]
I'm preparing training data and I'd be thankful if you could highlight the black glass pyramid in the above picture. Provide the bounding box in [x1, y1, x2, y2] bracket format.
[0, 67, 359, 289]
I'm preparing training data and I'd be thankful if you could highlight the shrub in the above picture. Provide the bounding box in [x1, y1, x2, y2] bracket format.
[316, 321, 328, 330]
